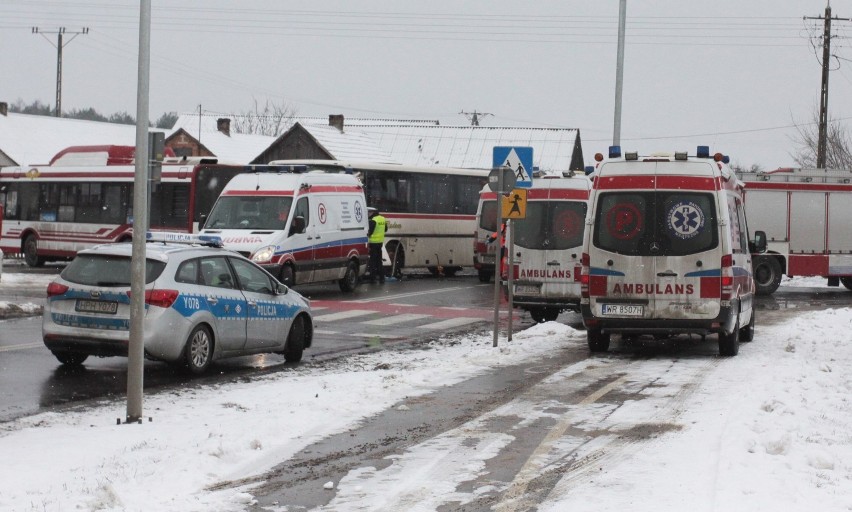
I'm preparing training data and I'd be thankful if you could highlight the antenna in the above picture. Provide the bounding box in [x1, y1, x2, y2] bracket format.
[32, 27, 89, 117]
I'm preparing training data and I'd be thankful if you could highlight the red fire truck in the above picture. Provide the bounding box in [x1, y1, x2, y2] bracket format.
[737, 167, 852, 294]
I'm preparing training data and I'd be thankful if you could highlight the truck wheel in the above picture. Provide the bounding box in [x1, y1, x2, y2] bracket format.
[587, 328, 610, 352]
[23, 235, 45, 268]
[740, 309, 756, 342]
[841, 277, 852, 291]
[478, 269, 492, 283]
[279, 264, 295, 287]
[284, 315, 306, 363]
[338, 260, 359, 292]
[753, 256, 781, 295]
[718, 314, 740, 356]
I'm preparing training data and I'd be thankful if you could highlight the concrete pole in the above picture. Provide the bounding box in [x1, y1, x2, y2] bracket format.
[127, 0, 151, 424]
[613, 0, 627, 146]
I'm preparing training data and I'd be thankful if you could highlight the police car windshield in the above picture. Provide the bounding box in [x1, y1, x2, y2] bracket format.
[593, 191, 718, 256]
[61, 255, 166, 286]
[205, 196, 293, 230]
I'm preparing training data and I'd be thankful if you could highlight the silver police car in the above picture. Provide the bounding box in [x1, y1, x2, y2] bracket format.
[42, 233, 313, 374]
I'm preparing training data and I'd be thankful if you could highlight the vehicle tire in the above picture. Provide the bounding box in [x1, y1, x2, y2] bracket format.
[284, 315, 306, 363]
[587, 327, 611, 352]
[478, 269, 492, 283]
[279, 264, 295, 287]
[753, 256, 782, 295]
[740, 309, 756, 342]
[52, 351, 89, 366]
[841, 277, 852, 291]
[23, 235, 45, 268]
[718, 314, 740, 356]
[530, 308, 560, 323]
[338, 259, 359, 292]
[184, 325, 214, 375]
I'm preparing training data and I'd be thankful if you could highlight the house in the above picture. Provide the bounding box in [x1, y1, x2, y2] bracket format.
[172, 112, 584, 172]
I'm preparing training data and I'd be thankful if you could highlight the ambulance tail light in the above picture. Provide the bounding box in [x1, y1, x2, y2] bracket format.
[721, 254, 734, 300]
[580, 252, 590, 298]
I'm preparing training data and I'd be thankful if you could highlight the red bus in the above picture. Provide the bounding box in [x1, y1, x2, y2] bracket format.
[0, 145, 256, 266]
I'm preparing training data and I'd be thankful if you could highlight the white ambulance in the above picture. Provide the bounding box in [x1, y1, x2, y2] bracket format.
[504, 174, 591, 322]
[580, 146, 767, 356]
[199, 167, 369, 292]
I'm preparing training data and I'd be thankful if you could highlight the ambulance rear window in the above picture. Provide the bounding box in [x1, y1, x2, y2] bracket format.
[515, 201, 587, 250]
[593, 191, 718, 256]
[479, 200, 497, 232]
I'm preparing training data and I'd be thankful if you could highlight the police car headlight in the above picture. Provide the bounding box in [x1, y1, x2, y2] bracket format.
[251, 245, 276, 264]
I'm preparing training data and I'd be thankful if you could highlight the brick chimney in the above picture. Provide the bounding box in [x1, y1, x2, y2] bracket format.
[216, 117, 231, 137]
[329, 114, 344, 132]
[0, 102, 7, 116]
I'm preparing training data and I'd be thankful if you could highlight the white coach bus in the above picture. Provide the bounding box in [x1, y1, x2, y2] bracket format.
[268, 160, 489, 277]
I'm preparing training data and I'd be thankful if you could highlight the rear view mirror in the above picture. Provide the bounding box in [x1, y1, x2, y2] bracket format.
[751, 230, 767, 254]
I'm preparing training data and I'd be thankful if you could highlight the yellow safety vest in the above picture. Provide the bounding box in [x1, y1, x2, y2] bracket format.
[369, 215, 387, 244]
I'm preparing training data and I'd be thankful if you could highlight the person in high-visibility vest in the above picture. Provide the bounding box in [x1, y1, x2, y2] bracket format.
[367, 207, 388, 284]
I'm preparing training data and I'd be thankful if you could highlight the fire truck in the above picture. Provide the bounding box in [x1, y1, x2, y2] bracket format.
[736, 167, 852, 294]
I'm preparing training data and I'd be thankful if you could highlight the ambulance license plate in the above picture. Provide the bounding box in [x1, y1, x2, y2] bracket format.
[515, 285, 540, 295]
[601, 304, 643, 317]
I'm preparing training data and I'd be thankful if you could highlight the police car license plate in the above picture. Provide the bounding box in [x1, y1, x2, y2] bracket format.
[76, 299, 118, 315]
[515, 285, 540, 295]
[481, 254, 495, 264]
[601, 304, 643, 317]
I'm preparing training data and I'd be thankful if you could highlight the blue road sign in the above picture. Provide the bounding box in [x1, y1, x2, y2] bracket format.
[493, 146, 534, 188]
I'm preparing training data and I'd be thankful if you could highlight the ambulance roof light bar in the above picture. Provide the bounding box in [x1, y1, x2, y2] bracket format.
[608, 146, 622, 158]
[697, 146, 711, 158]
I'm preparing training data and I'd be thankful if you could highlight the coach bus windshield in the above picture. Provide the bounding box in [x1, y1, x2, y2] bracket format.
[204, 196, 293, 230]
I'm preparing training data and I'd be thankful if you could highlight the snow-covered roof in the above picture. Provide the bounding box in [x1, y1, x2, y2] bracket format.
[0, 112, 162, 168]
[294, 123, 396, 163]
[347, 124, 581, 171]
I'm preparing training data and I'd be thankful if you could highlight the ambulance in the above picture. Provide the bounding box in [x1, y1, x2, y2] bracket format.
[580, 146, 767, 356]
[490, 174, 591, 322]
[199, 166, 369, 292]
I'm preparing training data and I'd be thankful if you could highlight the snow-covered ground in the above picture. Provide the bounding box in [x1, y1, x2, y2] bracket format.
[0, 273, 850, 511]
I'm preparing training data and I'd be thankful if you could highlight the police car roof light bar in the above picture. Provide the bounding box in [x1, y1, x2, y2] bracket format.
[146, 232, 224, 247]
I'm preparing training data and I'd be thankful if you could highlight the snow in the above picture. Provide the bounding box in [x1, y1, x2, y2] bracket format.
[1, 275, 851, 511]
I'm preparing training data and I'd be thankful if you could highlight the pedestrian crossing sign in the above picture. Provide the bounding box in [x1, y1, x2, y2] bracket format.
[502, 189, 527, 219]
[493, 146, 533, 188]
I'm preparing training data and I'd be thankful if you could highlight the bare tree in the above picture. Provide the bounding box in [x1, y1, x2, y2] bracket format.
[791, 110, 852, 169]
[231, 98, 298, 137]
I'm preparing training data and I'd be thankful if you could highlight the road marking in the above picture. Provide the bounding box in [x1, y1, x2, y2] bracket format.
[416, 317, 484, 330]
[494, 374, 630, 512]
[313, 310, 375, 322]
[361, 314, 432, 326]
[347, 286, 470, 303]
[0, 342, 43, 353]
[314, 329, 337, 335]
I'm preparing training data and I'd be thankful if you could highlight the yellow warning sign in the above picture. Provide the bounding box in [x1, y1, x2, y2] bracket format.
[501, 189, 527, 219]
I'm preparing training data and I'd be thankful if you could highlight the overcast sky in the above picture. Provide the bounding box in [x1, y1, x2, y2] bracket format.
[1, 1, 848, 169]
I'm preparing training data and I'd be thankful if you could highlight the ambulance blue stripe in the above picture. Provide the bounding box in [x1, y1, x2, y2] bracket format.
[684, 269, 722, 277]
[589, 267, 625, 276]
[273, 236, 368, 255]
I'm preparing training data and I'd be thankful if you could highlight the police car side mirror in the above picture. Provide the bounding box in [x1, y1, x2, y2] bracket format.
[751, 230, 767, 254]
[276, 282, 289, 295]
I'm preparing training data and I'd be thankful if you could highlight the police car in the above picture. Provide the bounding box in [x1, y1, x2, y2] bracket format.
[42, 233, 313, 374]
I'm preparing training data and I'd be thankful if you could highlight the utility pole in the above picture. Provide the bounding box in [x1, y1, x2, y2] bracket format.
[32, 26, 89, 117]
[460, 110, 493, 126]
[805, 3, 851, 168]
[613, 0, 627, 147]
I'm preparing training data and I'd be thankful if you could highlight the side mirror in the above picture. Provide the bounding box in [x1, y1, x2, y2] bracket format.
[751, 230, 767, 254]
[276, 282, 289, 295]
[199, 214, 208, 229]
